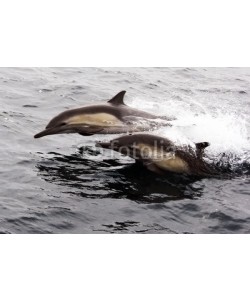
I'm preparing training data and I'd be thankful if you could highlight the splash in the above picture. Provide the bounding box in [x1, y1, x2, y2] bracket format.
[129, 94, 250, 173]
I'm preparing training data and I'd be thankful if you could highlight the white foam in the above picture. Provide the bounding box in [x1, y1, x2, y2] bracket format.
[129, 96, 250, 162]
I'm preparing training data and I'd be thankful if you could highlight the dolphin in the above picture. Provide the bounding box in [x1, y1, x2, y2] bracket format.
[34, 91, 173, 139]
[96, 133, 219, 176]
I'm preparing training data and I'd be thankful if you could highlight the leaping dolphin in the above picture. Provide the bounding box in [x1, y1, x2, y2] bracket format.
[34, 91, 173, 139]
[96, 133, 218, 177]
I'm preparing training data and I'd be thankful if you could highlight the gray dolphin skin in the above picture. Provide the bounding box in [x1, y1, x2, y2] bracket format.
[96, 133, 218, 176]
[34, 91, 173, 139]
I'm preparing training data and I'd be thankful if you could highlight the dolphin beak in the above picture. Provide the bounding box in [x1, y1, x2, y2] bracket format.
[34, 125, 70, 138]
[34, 124, 104, 139]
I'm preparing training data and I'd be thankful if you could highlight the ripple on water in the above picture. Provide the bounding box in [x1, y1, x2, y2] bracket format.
[97, 221, 177, 234]
[1, 67, 250, 234]
[206, 211, 250, 233]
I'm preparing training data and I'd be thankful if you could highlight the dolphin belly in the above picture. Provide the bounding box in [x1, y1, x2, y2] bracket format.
[154, 155, 190, 173]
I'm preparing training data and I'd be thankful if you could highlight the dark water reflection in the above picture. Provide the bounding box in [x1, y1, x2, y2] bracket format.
[33, 147, 250, 234]
[36, 147, 205, 204]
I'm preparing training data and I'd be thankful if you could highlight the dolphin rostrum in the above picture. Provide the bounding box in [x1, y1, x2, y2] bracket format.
[34, 91, 173, 139]
[96, 133, 218, 176]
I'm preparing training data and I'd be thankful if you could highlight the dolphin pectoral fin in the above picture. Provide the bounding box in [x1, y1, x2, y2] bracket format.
[95, 141, 111, 149]
[108, 91, 126, 106]
[78, 126, 104, 136]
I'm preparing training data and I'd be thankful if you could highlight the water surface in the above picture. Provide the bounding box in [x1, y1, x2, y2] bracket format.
[0, 67, 250, 233]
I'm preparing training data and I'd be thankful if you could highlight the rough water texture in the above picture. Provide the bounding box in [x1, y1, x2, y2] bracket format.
[0, 67, 250, 233]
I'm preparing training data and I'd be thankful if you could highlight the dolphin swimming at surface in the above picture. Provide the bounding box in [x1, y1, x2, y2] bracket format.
[96, 133, 219, 177]
[34, 91, 173, 139]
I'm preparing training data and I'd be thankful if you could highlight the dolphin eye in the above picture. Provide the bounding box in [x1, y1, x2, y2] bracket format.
[59, 122, 67, 126]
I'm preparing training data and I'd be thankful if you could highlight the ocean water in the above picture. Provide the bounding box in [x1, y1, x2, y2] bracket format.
[0, 67, 250, 233]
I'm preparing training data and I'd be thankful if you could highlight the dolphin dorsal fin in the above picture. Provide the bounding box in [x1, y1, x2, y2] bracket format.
[195, 142, 210, 150]
[195, 142, 210, 157]
[108, 91, 126, 106]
